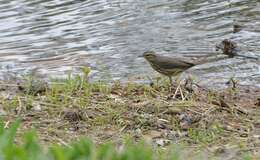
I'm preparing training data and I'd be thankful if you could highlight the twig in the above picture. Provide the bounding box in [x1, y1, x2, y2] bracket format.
[39, 102, 61, 107]
[4, 121, 10, 129]
[56, 137, 70, 147]
[201, 105, 217, 117]
[0, 84, 19, 87]
[185, 108, 203, 115]
[17, 96, 23, 114]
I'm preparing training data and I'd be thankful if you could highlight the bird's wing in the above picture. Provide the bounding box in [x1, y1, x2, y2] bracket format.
[156, 56, 195, 69]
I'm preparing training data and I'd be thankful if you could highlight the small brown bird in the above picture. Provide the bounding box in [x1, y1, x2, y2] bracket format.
[141, 51, 195, 84]
[141, 51, 197, 99]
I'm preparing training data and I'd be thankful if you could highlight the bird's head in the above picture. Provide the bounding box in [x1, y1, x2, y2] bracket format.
[142, 51, 157, 61]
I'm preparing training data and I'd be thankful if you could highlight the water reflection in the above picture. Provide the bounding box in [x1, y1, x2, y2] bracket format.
[0, 0, 259, 88]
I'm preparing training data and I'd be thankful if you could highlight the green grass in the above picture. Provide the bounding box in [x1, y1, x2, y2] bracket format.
[0, 68, 259, 159]
[187, 122, 224, 144]
[0, 120, 257, 160]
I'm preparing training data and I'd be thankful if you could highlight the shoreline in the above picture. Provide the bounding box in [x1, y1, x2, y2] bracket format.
[0, 72, 259, 158]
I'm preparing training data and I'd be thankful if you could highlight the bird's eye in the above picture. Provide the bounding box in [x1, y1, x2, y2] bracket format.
[145, 54, 153, 58]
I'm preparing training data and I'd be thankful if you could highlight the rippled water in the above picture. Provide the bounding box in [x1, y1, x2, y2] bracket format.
[0, 0, 259, 88]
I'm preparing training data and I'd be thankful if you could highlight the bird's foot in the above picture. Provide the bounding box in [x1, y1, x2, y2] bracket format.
[173, 84, 185, 100]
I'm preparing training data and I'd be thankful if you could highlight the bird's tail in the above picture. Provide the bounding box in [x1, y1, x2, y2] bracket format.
[192, 54, 229, 65]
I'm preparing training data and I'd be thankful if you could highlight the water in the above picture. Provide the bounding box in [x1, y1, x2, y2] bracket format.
[0, 0, 259, 88]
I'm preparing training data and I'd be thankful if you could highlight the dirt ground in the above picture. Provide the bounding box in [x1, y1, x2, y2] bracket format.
[0, 79, 259, 159]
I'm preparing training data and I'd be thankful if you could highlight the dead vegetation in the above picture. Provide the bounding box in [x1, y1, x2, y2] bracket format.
[0, 73, 259, 159]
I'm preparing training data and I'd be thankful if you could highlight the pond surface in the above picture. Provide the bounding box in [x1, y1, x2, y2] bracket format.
[0, 0, 259, 88]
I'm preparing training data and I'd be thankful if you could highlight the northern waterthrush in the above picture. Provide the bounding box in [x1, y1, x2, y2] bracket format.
[141, 51, 195, 84]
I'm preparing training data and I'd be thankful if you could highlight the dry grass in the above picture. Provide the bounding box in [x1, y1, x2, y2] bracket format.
[0, 71, 259, 159]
